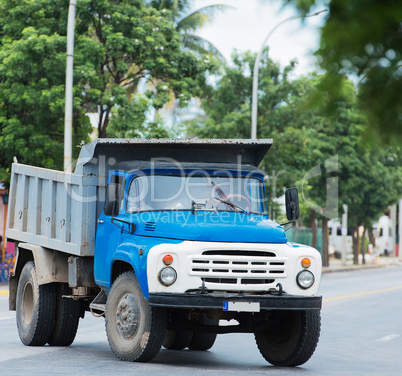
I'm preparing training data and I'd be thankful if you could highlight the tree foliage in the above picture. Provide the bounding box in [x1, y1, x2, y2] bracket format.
[146, 0, 231, 60]
[187, 49, 402, 264]
[283, 0, 402, 144]
[0, 0, 210, 180]
[0, 0, 90, 181]
[76, 0, 211, 138]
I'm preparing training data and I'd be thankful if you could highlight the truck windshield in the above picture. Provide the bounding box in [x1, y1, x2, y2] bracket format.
[127, 174, 266, 214]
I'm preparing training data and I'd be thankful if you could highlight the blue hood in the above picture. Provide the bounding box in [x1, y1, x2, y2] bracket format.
[130, 211, 287, 243]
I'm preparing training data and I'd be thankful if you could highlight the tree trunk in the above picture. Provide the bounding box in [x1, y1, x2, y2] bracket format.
[98, 107, 111, 138]
[368, 227, 375, 247]
[361, 227, 367, 264]
[311, 210, 317, 249]
[352, 226, 359, 264]
[322, 217, 329, 267]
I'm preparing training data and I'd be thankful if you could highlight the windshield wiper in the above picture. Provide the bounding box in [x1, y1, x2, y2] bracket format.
[214, 197, 246, 213]
[211, 180, 236, 211]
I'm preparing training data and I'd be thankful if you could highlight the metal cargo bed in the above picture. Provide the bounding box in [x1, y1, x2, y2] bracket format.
[6, 163, 99, 256]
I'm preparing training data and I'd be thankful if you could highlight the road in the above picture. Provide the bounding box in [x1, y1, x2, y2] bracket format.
[0, 266, 401, 376]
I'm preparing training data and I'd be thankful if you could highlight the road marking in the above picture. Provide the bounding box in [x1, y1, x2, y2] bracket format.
[323, 285, 402, 302]
[0, 316, 14, 321]
[377, 334, 400, 342]
[0, 290, 9, 296]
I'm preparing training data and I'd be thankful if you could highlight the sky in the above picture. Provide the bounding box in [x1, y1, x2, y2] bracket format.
[193, 0, 327, 77]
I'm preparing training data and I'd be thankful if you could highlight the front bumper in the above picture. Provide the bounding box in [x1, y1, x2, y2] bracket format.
[147, 241, 322, 296]
[149, 292, 322, 311]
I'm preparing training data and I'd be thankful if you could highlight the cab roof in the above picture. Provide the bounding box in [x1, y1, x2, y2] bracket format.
[74, 138, 273, 179]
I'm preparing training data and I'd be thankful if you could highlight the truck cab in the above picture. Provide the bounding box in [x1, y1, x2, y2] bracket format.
[95, 162, 320, 297]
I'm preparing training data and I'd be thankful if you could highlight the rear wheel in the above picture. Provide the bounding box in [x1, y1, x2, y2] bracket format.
[163, 330, 193, 350]
[105, 271, 167, 362]
[48, 283, 81, 346]
[255, 310, 321, 367]
[188, 317, 218, 351]
[16, 261, 56, 346]
[188, 332, 217, 351]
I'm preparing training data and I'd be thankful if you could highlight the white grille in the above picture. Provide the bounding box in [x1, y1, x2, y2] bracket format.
[189, 250, 287, 287]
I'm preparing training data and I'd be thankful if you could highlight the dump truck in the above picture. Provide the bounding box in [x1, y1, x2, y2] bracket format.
[6, 139, 322, 367]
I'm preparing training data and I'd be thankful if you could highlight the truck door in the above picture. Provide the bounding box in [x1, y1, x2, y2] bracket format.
[94, 174, 125, 287]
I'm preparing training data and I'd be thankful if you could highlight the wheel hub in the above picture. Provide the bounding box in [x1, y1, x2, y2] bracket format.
[115, 294, 139, 338]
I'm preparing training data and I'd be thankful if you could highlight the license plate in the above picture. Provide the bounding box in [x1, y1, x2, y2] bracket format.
[223, 301, 260, 312]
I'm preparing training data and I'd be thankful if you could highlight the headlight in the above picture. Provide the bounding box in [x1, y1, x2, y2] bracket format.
[297, 270, 315, 289]
[159, 267, 177, 286]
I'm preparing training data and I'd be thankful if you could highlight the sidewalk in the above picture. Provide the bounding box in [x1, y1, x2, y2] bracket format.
[322, 256, 401, 273]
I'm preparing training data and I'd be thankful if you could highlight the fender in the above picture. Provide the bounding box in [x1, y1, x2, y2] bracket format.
[9, 243, 69, 310]
[111, 246, 149, 299]
[107, 237, 183, 299]
[15, 243, 69, 284]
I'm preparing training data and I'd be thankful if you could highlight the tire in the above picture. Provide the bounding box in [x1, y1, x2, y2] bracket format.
[255, 310, 321, 367]
[163, 330, 193, 350]
[48, 283, 81, 346]
[105, 271, 167, 362]
[188, 332, 217, 351]
[16, 261, 56, 346]
[188, 317, 218, 351]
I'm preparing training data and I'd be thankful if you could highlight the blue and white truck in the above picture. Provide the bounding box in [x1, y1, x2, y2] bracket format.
[6, 139, 322, 367]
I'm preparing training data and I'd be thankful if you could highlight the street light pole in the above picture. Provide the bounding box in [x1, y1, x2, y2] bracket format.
[251, 10, 327, 139]
[64, 0, 77, 173]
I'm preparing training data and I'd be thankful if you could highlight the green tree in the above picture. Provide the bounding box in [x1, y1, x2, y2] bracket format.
[77, 0, 211, 138]
[0, 0, 91, 182]
[186, 49, 318, 215]
[147, 0, 231, 60]
[0, 0, 210, 181]
[344, 147, 402, 263]
[282, 0, 402, 144]
[187, 49, 320, 196]
[187, 49, 402, 266]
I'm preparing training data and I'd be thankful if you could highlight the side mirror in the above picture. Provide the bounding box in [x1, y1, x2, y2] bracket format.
[104, 183, 121, 217]
[285, 188, 300, 221]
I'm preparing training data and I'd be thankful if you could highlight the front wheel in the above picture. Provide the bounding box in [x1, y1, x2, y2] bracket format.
[105, 271, 167, 362]
[255, 310, 321, 367]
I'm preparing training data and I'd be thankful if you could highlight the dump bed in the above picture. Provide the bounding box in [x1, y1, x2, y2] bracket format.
[6, 163, 99, 256]
[6, 138, 272, 256]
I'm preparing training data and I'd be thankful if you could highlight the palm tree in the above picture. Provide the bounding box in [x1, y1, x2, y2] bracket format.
[146, 0, 232, 60]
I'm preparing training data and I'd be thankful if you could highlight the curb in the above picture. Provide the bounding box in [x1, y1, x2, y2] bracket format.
[322, 264, 386, 273]
[322, 261, 401, 273]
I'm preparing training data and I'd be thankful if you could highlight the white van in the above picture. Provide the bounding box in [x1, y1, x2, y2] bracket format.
[328, 220, 353, 258]
[373, 216, 394, 256]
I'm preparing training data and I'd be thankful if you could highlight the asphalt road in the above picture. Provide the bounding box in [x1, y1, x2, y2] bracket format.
[1, 266, 401, 376]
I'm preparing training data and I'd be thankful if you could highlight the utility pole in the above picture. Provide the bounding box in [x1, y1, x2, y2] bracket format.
[251, 10, 327, 139]
[341, 204, 348, 266]
[64, 0, 77, 173]
[390, 204, 397, 257]
[399, 199, 402, 260]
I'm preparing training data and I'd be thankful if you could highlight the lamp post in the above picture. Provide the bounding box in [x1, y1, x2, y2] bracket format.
[64, 0, 77, 173]
[251, 10, 327, 139]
